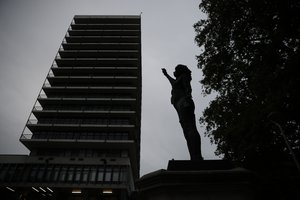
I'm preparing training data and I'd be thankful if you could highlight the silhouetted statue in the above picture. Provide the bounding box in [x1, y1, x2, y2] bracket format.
[162, 65, 203, 161]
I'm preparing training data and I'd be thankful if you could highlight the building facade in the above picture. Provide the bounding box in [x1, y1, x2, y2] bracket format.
[0, 15, 141, 200]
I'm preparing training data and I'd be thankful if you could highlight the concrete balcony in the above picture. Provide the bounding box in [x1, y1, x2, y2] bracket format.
[25, 120, 135, 132]
[51, 66, 138, 77]
[62, 42, 139, 50]
[74, 15, 140, 25]
[20, 136, 136, 151]
[41, 86, 136, 99]
[55, 58, 139, 67]
[32, 108, 136, 119]
[37, 97, 137, 108]
[70, 23, 140, 30]
[68, 30, 140, 37]
[65, 36, 140, 43]
[58, 50, 139, 58]
[46, 76, 138, 86]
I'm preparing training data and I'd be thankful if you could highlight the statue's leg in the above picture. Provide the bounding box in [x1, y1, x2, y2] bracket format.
[178, 105, 203, 161]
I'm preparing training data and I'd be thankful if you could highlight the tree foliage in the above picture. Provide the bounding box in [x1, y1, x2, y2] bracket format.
[194, 0, 300, 166]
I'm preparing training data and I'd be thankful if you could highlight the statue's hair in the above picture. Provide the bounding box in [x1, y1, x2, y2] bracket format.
[175, 64, 192, 79]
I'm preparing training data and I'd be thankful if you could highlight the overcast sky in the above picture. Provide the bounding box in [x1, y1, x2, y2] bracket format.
[0, 0, 218, 176]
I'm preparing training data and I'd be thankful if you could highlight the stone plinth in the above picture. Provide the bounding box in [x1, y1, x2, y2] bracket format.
[136, 160, 256, 200]
[167, 159, 235, 171]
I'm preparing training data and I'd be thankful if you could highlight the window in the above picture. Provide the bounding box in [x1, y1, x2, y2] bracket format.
[21, 165, 31, 182]
[89, 167, 97, 183]
[82, 167, 89, 183]
[12, 165, 24, 182]
[79, 149, 85, 157]
[97, 151, 105, 157]
[66, 132, 73, 139]
[119, 167, 127, 183]
[75, 166, 82, 182]
[112, 167, 120, 182]
[66, 167, 74, 182]
[36, 166, 45, 182]
[32, 133, 40, 139]
[122, 132, 129, 140]
[104, 167, 112, 182]
[51, 166, 60, 182]
[71, 149, 79, 157]
[0, 165, 8, 181]
[44, 166, 53, 182]
[65, 150, 71, 157]
[121, 150, 128, 157]
[87, 132, 94, 139]
[106, 151, 121, 157]
[74, 132, 80, 139]
[80, 132, 87, 139]
[59, 166, 67, 182]
[4, 165, 16, 182]
[29, 166, 38, 182]
[94, 132, 106, 140]
[96, 167, 104, 182]
[86, 149, 93, 157]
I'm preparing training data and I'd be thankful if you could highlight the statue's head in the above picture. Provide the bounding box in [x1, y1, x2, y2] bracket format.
[174, 64, 191, 78]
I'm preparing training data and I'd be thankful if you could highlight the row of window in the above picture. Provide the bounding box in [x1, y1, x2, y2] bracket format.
[37, 95, 136, 102]
[32, 131, 130, 140]
[59, 52, 139, 57]
[67, 31, 139, 37]
[57, 54, 138, 60]
[41, 105, 132, 111]
[33, 149, 128, 158]
[43, 94, 134, 98]
[45, 82, 136, 87]
[68, 25, 140, 31]
[0, 164, 128, 184]
[72, 18, 140, 25]
[63, 40, 140, 47]
[52, 73, 137, 78]
[51, 61, 138, 70]
[36, 118, 131, 125]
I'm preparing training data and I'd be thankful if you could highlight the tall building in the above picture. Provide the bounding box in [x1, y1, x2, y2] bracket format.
[0, 15, 141, 200]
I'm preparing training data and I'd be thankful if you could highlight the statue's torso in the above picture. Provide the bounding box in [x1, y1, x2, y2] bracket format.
[171, 74, 192, 107]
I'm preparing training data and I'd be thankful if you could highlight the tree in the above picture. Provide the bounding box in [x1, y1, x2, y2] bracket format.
[194, 0, 300, 168]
